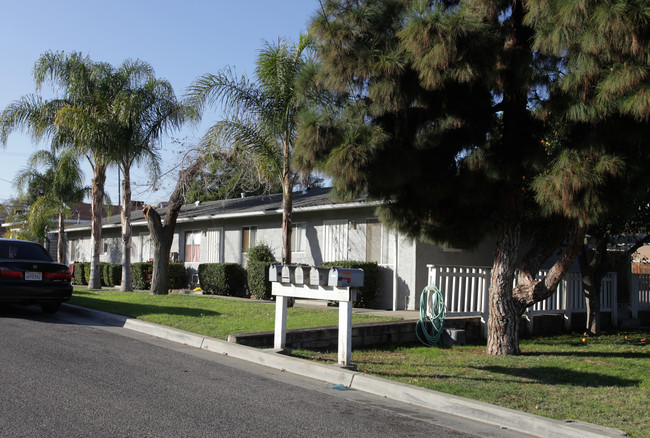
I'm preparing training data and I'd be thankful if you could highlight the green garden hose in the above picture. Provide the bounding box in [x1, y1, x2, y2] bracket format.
[416, 285, 446, 347]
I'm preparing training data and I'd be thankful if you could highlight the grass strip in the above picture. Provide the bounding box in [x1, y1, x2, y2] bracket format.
[69, 287, 397, 340]
[292, 331, 650, 438]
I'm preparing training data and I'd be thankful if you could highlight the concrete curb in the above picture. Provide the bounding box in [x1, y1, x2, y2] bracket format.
[60, 304, 628, 438]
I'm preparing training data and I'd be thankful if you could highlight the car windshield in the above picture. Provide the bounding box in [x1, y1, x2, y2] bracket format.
[0, 242, 52, 261]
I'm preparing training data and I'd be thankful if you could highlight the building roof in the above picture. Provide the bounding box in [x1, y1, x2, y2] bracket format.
[65, 187, 376, 232]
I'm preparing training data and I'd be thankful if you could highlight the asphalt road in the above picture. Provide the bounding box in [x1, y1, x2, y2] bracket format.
[0, 305, 526, 438]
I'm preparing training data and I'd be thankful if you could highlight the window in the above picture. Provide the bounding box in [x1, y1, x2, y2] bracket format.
[323, 219, 348, 262]
[184, 231, 201, 263]
[291, 223, 306, 252]
[242, 226, 257, 253]
[366, 219, 381, 262]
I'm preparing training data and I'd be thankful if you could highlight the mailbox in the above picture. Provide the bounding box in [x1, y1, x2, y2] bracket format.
[294, 266, 310, 285]
[268, 265, 283, 282]
[328, 267, 364, 288]
[309, 267, 331, 286]
[281, 265, 296, 283]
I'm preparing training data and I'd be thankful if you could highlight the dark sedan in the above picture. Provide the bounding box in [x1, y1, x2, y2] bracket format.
[0, 239, 73, 313]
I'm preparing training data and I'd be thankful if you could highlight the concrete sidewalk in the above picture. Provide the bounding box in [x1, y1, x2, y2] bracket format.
[57, 303, 627, 438]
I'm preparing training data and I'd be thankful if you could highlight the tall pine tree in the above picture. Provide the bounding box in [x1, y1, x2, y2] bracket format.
[298, 0, 649, 354]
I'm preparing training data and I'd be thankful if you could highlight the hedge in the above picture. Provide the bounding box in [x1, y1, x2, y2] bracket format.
[132, 262, 153, 290]
[82, 262, 110, 286]
[246, 243, 276, 300]
[103, 264, 122, 287]
[73, 261, 187, 291]
[131, 262, 188, 291]
[247, 261, 275, 300]
[168, 263, 189, 290]
[71, 262, 88, 285]
[198, 263, 247, 297]
[321, 261, 380, 308]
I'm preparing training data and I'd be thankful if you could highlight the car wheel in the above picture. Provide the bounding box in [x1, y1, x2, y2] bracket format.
[41, 302, 61, 314]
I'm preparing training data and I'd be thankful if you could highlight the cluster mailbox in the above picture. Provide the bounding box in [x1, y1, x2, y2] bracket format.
[269, 265, 364, 368]
[270, 265, 364, 289]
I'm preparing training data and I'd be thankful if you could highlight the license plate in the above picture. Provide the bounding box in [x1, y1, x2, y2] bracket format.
[25, 271, 42, 281]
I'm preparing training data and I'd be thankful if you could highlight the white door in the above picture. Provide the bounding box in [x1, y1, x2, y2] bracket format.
[324, 219, 348, 262]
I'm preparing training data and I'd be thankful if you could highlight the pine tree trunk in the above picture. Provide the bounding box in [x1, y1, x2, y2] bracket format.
[88, 165, 106, 289]
[578, 233, 608, 336]
[120, 164, 133, 291]
[57, 211, 65, 264]
[487, 221, 523, 355]
[585, 287, 601, 336]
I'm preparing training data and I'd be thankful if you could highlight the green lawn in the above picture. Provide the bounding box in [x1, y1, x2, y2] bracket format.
[69, 287, 649, 437]
[69, 287, 396, 339]
[292, 332, 650, 438]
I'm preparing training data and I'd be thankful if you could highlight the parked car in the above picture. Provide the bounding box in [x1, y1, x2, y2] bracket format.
[0, 239, 72, 313]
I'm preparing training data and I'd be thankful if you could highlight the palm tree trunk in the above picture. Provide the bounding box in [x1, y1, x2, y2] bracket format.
[57, 211, 66, 263]
[88, 164, 106, 289]
[120, 163, 133, 291]
[281, 174, 293, 265]
[281, 139, 293, 265]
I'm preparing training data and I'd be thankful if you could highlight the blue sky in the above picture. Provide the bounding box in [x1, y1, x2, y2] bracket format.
[0, 0, 320, 206]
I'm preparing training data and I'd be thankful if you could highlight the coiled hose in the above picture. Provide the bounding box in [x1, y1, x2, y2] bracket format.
[416, 285, 446, 347]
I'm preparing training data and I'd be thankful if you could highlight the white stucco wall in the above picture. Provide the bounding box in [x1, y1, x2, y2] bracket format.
[61, 203, 503, 310]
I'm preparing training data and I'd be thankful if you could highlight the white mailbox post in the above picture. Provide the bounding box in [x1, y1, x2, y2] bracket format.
[270, 266, 363, 367]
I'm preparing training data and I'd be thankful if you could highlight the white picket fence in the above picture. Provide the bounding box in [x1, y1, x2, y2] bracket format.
[427, 265, 617, 338]
[630, 274, 650, 318]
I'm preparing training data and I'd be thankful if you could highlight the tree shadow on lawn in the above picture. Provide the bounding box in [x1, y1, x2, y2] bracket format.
[522, 350, 648, 359]
[70, 298, 221, 319]
[474, 365, 640, 388]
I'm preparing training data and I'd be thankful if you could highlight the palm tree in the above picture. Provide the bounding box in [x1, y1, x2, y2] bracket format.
[1, 51, 117, 288]
[185, 35, 313, 265]
[14, 149, 87, 261]
[110, 63, 185, 291]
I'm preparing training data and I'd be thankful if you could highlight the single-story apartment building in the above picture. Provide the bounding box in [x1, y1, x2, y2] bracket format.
[62, 187, 497, 310]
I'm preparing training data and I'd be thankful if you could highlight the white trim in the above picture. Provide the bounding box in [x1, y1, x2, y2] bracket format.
[61, 199, 384, 233]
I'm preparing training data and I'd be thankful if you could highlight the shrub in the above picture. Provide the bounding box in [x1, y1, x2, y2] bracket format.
[168, 263, 189, 290]
[103, 264, 122, 287]
[83, 262, 91, 285]
[71, 262, 87, 285]
[132, 262, 153, 290]
[247, 261, 275, 300]
[246, 243, 276, 300]
[321, 261, 381, 308]
[198, 263, 247, 297]
[82, 262, 110, 286]
[246, 243, 276, 263]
